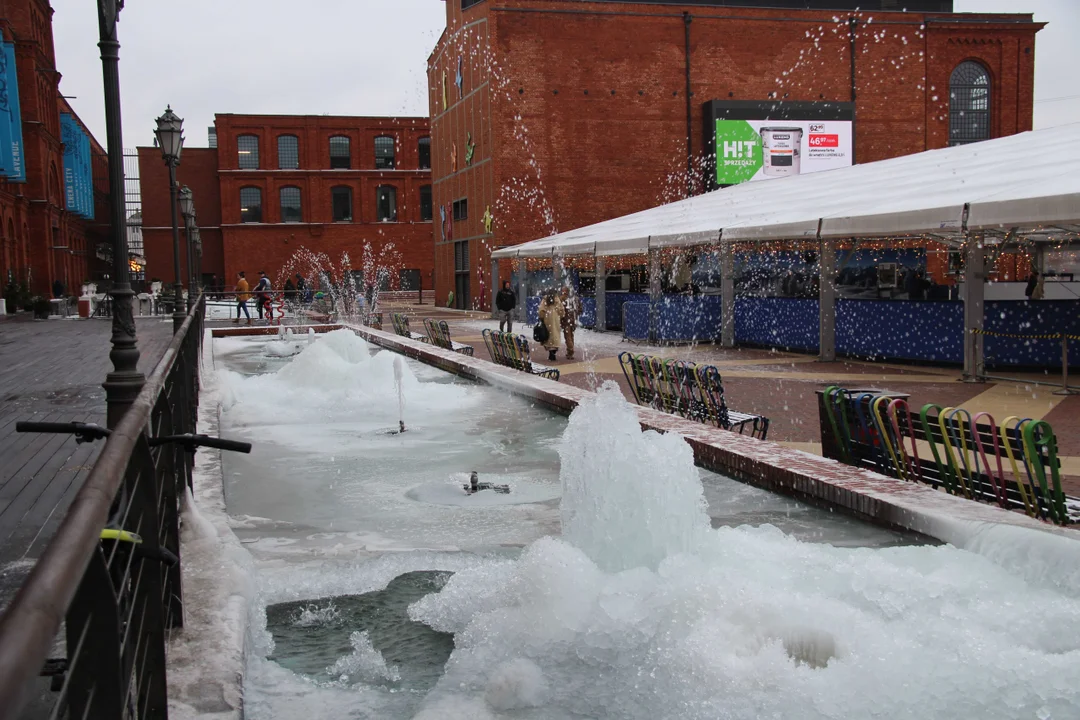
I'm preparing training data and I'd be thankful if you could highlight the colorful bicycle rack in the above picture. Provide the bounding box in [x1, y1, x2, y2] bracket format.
[618, 352, 769, 439]
[820, 386, 1075, 525]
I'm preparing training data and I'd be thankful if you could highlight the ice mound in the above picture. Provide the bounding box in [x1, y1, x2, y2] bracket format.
[218, 328, 475, 428]
[407, 384, 1080, 719]
[559, 381, 710, 572]
[484, 658, 548, 710]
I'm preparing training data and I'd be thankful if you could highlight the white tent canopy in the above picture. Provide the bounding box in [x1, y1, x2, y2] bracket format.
[491, 123, 1080, 260]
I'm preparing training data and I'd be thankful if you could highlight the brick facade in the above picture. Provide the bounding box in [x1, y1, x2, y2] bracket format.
[0, 0, 110, 302]
[428, 0, 1041, 309]
[139, 114, 434, 294]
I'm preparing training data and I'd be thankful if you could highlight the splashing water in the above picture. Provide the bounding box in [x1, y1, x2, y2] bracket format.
[407, 383, 1080, 719]
[394, 355, 406, 433]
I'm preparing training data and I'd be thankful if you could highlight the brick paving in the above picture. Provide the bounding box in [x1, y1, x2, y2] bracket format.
[0, 315, 175, 610]
[376, 301, 1080, 496]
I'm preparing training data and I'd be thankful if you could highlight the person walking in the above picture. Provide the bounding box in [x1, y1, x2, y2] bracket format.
[559, 286, 581, 360]
[295, 273, 309, 303]
[234, 271, 251, 324]
[496, 280, 517, 332]
[537, 291, 564, 361]
[254, 270, 272, 321]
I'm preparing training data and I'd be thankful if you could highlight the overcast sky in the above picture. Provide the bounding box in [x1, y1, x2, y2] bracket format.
[50, 0, 1078, 149]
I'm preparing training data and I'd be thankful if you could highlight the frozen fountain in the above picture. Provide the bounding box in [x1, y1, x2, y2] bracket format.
[210, 333, 1080, 720]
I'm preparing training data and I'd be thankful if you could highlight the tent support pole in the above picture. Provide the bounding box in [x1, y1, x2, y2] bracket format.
[962, 234, 986, 382]
[490, 257, 499, 319]
[819, 232, 836, 362]
[595, 255, 606, 332]
[720, 240, 735, 348]
[648, 247, 662, 343]
[519, 259, 529, 324]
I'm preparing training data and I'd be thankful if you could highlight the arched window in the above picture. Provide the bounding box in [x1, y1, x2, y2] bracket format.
[376, 185, 397, 222]
[280, 186, 302, 223]
[238, 135, 260, 169]
[277, 135, 299, 169]
[329, 136, 351, 169]
[374, 136, 395, 169]
[239, 187, 262, 223]
[418, 137, 431, 170]
[949, 61, 991, 146]
[331, 186, 353, 222]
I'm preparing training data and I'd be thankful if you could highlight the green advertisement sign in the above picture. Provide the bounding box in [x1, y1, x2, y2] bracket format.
[715, 120, 762, 185]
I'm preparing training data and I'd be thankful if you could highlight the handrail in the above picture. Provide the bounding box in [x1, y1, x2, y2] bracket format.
[0, 296, 205, 720]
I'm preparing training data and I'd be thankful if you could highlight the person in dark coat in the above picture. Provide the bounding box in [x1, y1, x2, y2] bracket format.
[495, 281, 517, 332]
[52, 279, 65, 299]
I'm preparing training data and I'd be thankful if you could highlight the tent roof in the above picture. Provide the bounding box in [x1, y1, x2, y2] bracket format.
[492, 123, 1080, 259]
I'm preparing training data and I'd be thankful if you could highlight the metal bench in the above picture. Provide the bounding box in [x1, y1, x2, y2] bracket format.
[423, 318, 474, 356]
[482, 329, 560, 380]
[618, 352, 769, 439]
[390, 312, 429, 343]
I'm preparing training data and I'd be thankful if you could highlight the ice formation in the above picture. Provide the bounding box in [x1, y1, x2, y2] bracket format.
[217, 329, 475, 429]
[407, 383, 1080, 719]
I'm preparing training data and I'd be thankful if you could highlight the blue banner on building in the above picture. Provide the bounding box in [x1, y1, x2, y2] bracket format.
[0, 41, 26, 182]
[61, 113, 94, 219]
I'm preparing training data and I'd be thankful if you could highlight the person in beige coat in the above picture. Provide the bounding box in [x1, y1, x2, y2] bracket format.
[538, 292, 565, 361]
[559, 286, 581, 360]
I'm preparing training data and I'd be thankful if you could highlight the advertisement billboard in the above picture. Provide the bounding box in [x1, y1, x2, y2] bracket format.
[714, 119, 853, 185]
[703, 100, 855, 190]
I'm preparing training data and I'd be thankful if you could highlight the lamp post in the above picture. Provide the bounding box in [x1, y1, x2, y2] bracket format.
[98, 0, 145, 429]
[154, 106, 185, 333]
[179, 185, 196, 310]
[192, 226, 202, 294]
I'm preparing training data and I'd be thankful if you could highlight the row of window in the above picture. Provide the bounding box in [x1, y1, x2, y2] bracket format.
[238, 185, 434, 224]
[238, 135, 431, 171]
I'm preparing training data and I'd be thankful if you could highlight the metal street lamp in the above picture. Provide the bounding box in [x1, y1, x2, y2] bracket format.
[154, 106, 185, 332]
[98, 0, 145, 429]
[192, 226, 203, 293]
[179, 185, 196, 310]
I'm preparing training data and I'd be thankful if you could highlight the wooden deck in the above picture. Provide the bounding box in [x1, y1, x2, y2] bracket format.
[0, 316, 176, 611]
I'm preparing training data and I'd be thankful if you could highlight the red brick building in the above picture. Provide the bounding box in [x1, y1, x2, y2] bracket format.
[0, 0, 111, 304]
[140, 114, 434, 294]
[428, 0, 1042, 308]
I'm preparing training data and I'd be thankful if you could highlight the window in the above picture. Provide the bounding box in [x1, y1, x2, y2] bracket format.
[239, 187, 262, 223]
[454, 240, 470, 310]
[949, 61, 991, 146]
[238, 135, 259, 169]
[462, 0, 484, 8]
[453, 198, 468, 221]
[332, 186, 353, 222]
[377, 185, 397, 221]
[419, 185, 433, 221]
[329, 136, 351, 169]
[277, 135, 299, 169]
[280, 186, 302, 223]
[418, 137, 431, 169]
[375, 136, 395, 169]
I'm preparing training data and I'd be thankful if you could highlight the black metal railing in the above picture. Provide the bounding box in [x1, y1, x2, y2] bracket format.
[0, 296, 250, 719]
